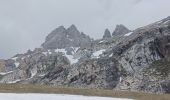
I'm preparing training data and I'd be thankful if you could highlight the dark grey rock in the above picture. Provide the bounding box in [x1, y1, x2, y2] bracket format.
[103, 29, 111, 39]
[41, 25, 92, 49]
[112, 24, 131, 36]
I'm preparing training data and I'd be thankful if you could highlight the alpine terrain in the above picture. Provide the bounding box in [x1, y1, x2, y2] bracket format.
[0, 16, 170, 94]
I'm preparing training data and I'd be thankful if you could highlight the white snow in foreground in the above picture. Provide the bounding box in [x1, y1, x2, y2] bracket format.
[124, 32, 133, 36]
[93, 49, 106, 58]
[0, 93, 133, 100]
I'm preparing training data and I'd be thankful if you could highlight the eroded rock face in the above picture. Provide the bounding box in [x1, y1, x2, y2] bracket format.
[114, 16, 170, 93]
[152, 35, 170, 61]
[161, 81, 170, 93]
[42, 25, 92, 49]
[66, 58, 120, 89]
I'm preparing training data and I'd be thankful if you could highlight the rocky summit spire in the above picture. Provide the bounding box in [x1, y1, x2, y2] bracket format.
[41, 25, 92, 49]
[67, 24, 80, 38]
[103, 29, 112, 39]
[112, 24, 130, 36]
[68, 24, 77, 30]
[45, 26, 66, 41]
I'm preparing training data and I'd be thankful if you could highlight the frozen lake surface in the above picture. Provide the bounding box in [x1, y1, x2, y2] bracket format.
[0, 93, 133, 100]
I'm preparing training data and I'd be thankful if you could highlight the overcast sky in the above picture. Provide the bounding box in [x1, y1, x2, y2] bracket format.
[0, 0, 170, 59]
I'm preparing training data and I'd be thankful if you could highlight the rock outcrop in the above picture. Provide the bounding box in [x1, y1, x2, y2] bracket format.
[42, 25, 92, 49]
[113, 16, 170, 93]
[103, 29, 112, 39]
[112, 24, 131, 36]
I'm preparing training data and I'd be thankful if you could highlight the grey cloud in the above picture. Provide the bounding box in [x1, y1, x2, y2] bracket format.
[97, 0, 114, 10]
[133, 0, 143, 4]
[0, 0, 170, 58]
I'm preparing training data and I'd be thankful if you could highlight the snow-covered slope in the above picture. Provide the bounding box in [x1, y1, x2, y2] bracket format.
[0, 93, 133, 100]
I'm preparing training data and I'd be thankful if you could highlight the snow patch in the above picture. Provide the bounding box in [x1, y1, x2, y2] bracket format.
[65, 54, 78, 64]
[55, 48, 79, 64]
[109, 53, 113, 57]
[42, 52, 48, 56]
[55, 49, 65, 53]
[93, 49, 106, 58]
[74, 47, 80, 52]
[8, 79, 21, 84]
[164, 20, 170, 24]
[48, 50, 52, 55]
[42, 50, 52, 56]
[0, 71, 13, 75]
[157, 20, 163, 24]
[119, 77, 122, 82]
[39, 74, 46, 77]
[21, 57, 25, 60]
[11, 57, 18, 61]
[15, 62, 20, 68]
[0, 93, 133, 100]
[124, 32, 133, 36]
[99, 40, 105, 43]
[30, 68, 37, 78]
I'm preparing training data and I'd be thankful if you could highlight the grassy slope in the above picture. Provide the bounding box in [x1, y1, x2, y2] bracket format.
[0, 84, 169, 100]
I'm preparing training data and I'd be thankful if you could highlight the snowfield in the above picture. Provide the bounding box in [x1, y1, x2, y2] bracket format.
[0, 93, 133, 100]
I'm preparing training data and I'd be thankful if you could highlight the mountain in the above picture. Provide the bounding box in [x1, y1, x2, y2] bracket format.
[0, 16, 170, 93]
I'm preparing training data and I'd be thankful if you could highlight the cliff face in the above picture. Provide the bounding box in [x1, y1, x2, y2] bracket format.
[153, 35, 170, 61]
[0, 16, 170, 93]
[114, 16, 170, 93]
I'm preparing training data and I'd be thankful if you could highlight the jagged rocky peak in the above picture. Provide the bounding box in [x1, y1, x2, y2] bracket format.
[103, 28, 112, 39]
[45, 26, 66, 41]
[68, 24, 78, 31]
[41, 24, 92, 49]
[112, 24, 131, 36]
